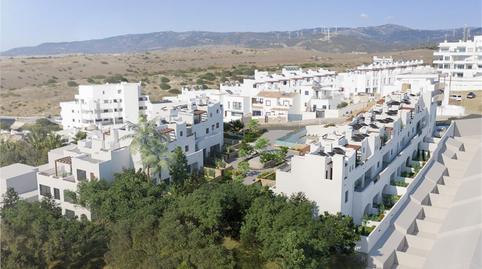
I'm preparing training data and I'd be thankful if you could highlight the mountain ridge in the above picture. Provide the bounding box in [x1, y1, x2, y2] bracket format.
[3, 24, 481, 56]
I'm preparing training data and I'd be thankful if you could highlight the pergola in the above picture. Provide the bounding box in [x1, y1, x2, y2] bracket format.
[55, 156, 72, 177]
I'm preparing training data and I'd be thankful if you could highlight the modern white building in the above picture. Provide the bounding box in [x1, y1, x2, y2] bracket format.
[177, 66, 344, 122]
[60, 82, 150, 130]
[433, 35, 482, 91]
[40, 98, 223, 218]
[275, 84, 440, 224]
[336, 57, 425, 97]
[0, 163, 38, 203]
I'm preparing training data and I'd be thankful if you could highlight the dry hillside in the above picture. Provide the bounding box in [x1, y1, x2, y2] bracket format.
[0, 46, 433, 116]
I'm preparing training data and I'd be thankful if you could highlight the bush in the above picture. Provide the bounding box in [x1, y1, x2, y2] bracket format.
[168, 89, 180, 94]
[160, 83, 171, 90]
[104, 74, 128, 83]
[160, 76, 170, 83]
[67, 80, 78, 87]
[337, 102, 348, 109]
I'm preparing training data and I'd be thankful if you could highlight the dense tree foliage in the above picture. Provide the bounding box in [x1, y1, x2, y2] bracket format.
[2, 168, 361, 268]
[0, 122, 65, 167]
[1, 191, 108, 269]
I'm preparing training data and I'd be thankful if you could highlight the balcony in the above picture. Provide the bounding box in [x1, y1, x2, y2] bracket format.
[39, 168, 75, 182]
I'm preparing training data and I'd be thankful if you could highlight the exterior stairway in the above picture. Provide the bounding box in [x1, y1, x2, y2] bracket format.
[392, 136, 478, 269]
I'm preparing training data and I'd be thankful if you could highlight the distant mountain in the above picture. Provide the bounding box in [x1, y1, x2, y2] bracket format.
[2, 24, 481, 56]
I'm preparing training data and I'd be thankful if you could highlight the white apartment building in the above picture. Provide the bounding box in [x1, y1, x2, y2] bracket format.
[433, 35, 482, 91]
[60, 82, 150, 130]
[39, 99, 223, 218]
[177, 66, 343, 122]
[336, 57, 425, 97]
[275, 85, 439, 224]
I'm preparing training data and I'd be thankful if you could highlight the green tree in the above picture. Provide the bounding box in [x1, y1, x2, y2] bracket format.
[169, 147, 189, 186]
[126, 116, 169, 180]
[246, 119, 259, 133]
[74, 130, 87, 143]
[2, 187, 19, 208]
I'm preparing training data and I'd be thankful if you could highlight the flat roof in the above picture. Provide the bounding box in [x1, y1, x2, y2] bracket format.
[0, 163, 37, 179]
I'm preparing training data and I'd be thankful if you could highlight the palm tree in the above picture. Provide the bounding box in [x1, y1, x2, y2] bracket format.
[25, 128, 46, 150]
[124, 116, 169, 181]
[44, 133, 65, 150]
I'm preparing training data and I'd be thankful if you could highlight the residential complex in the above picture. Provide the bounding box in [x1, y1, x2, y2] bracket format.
[433, 35, 482, 91]
[275, 83, 439, 225]
[336, 57, 425, 97]
[38, 98, 223, 218]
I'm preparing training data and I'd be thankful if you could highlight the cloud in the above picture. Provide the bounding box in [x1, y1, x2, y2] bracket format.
[360, 13, 369, 19]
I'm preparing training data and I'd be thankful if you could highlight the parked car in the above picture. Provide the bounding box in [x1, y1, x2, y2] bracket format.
[467, 92, 476, 99]
[450, 94, 462, 101]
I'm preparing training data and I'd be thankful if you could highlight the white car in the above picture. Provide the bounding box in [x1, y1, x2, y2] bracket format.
[450, 95, 462, 101]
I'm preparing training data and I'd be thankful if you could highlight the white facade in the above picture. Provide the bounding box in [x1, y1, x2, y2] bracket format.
[275, 84, 440, 224]
[0, 163, 38, 202]
[60, 82, 150, 130]
[39, 99, 223, 219]
[433, 35, 482, 91]
[336, 57, 425, 97]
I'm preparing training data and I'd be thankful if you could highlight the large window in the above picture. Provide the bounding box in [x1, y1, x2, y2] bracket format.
[77, 169, 87, 181]
[39, 184, 51, 196]
[64, 190, 77, 204]
[53, 188, 60, 200]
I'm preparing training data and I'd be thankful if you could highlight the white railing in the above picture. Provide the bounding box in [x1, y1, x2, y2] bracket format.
[356, 122, 455, 253]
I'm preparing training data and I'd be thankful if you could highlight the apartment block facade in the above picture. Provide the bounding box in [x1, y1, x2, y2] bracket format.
[40, 99, 223, 218]
[275, 85, 439, 224]
[433, 35, 482, 91]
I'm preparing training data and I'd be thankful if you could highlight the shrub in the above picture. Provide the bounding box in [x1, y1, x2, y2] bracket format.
[67, 81, 78, 87]
[168, 89, 181, 94]
[337, 102, 348, 109]
[160, 76, 170, 83]
[160, 83, 171, 90]
[104, 74, 128, 83]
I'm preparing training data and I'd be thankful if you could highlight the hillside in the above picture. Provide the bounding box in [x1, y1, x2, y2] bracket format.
[3, 24, 481, 56]
[0, 46, 433, 117]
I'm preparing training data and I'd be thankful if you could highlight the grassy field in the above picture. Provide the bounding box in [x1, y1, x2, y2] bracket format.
[0, 46, 433, 116]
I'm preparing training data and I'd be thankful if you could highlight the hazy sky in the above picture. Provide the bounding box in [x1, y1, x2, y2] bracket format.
[1, 0, 481, 50]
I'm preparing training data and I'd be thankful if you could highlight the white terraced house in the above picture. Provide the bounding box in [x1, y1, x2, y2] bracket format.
[38, 99, 223, 219]
[336, 56, 425, 97]
[60, 82, 151, 130]
[433, 35, 482, 91]
[178, 66, 344, 122]
[275, 85, 440, 225]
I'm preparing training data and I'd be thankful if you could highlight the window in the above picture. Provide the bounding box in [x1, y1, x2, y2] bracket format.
[65, 209, 75, 219]
[64, 190, 76, 203]
[118, 89, 122, 94]
[216, 122, 219, 128]
[185, 145, 189, 152]
[305, 91, 309, 95]
[212, 124, 215, 131]
[345, 191, 349, 203]
[265, 100, 271, 106]
[90, 172, 96, 180]
[206, 128, 209, 134]
[233, 102, 242, 110]
[180, 131, 183, 136]
[77, 169, 87, 181]
[253, 110, 262, 116]
[104, 100, 109, 104]
[53, 188, 60, 200]
[39, 184, 51, 196]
